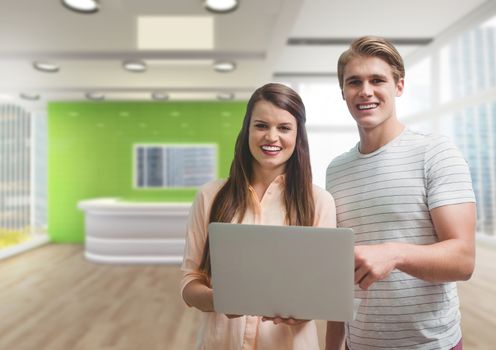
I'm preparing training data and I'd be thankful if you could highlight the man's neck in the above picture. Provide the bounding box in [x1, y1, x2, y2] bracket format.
[358, 119, 405, 154]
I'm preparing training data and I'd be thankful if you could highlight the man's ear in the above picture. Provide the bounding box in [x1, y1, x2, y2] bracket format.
[396, 78, 405, 97]
[341, 90, 345, 100]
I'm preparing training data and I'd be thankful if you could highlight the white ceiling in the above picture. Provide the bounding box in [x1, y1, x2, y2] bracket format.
[0, 0, 491, 108]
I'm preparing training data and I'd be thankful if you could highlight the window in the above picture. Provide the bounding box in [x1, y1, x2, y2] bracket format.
[404, 12, 496, 238]
[299, 80, 355, 127]
[279, 76, 358, 188]
[0, 105, 47, 251]
[397, 57, 432, 118]
[134, 144, 217, 188]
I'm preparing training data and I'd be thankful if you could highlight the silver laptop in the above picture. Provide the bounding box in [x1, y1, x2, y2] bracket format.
[208, 222, 355, 321]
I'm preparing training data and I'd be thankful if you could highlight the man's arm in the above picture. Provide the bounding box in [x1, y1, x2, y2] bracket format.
[354, 202, 476, 290]
[325, 321, 345, 350]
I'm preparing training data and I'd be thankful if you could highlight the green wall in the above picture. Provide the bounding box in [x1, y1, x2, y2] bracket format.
[48, 101, 245, 243]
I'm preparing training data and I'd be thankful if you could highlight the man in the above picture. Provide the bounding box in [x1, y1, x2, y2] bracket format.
[325, 36, 476, 350]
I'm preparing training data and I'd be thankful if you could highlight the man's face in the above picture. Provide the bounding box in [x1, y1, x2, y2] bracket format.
[341, 55, 404, 131]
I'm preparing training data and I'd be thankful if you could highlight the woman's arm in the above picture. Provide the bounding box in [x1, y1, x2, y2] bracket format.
[182, 279, 214, 312]
[180, 182, 217, 311]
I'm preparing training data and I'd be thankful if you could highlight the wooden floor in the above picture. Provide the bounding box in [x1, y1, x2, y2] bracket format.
[0, 243, 494, 350]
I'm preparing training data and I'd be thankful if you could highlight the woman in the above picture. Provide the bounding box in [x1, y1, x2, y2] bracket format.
[181, 83, 336, 349]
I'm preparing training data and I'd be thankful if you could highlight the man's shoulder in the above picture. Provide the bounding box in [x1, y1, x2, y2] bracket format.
[403, 128, 450, 146]
[396, 129, 459, 158]
[327, 146, 357, 171]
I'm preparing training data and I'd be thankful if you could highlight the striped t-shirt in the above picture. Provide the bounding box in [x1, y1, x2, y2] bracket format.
[326, 129, 475, 350]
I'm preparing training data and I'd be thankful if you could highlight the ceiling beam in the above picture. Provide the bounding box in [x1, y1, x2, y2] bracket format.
[287, 37, 434, 46]
[0, 50, 265, 61]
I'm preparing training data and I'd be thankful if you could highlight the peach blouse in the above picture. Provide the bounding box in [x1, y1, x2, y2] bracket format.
[180, 176, 336, 350]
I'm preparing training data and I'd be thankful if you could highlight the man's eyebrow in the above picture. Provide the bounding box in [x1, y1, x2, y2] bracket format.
[345, 75, 360, 82]
[371, 74, 388, 79]
[345, 74, 388, 82]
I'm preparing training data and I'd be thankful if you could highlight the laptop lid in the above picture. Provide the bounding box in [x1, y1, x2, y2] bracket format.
[208, 222, 355, 321]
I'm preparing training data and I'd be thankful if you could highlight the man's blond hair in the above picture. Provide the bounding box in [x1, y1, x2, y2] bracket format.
[337, 36, 405, 89]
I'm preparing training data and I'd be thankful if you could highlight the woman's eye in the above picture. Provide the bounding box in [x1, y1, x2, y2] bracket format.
[254, 123, 267, 129]
[279, 126, 291, 131]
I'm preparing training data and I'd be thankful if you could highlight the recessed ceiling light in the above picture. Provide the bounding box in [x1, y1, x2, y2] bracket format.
[151, 91, 169, 101]
[217, 92, 235, 101]
[123, 60, 147, 73]
[85, 92, 105, 101]
[33, 61, 60, 73]
[205, 0, 238, 13]
[20, 92, 40, 101]
[214, 61, 236, 73]
[61, 0, 100, 14]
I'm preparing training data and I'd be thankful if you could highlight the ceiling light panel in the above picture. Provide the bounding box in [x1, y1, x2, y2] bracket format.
[138, 16, 214, 50]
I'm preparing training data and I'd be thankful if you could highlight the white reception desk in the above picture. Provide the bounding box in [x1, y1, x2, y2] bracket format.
[78, 198, 191, 264]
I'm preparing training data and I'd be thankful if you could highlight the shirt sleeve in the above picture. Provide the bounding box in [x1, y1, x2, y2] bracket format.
[180, 180, 223, 304]
[424, 136, 476, 210]
[312, 185, 337, 228]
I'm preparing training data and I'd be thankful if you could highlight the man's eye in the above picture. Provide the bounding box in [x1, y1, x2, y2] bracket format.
[348, 80, 360, 86]
[372, 79, 384, 84]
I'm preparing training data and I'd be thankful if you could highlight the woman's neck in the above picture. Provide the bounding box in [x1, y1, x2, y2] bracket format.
[250, 165, 284, 202]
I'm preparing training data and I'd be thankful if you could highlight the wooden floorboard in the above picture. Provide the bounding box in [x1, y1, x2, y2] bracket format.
[0, 243, 494, 349]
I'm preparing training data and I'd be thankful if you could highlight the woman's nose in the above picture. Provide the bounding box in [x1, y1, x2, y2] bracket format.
[264, 128, 278, 142]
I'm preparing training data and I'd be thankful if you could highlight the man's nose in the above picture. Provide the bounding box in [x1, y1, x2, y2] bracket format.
[359, 82, 373, 97]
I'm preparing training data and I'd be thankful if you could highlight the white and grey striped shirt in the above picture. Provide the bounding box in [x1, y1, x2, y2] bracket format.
[326, 129, 475, 350]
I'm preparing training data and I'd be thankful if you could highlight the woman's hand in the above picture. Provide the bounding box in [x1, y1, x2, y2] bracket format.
[261, 316, 309, 325]
[225, 314, 243, 319]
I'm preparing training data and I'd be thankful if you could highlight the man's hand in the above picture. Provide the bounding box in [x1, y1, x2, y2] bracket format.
[354, 243, 398, 290]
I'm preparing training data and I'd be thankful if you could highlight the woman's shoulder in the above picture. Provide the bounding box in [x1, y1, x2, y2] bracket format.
[197, 178, 228, 198]
[191, 179, 228, 213]
[311, 184, 335, 203]
[311, 184, 336, 226]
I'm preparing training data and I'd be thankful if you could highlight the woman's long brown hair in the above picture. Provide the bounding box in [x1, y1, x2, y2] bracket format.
[199, 83, 315, 278]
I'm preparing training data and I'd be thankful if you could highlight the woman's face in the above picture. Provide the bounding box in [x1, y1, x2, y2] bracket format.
[248, 100, 298, 177]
